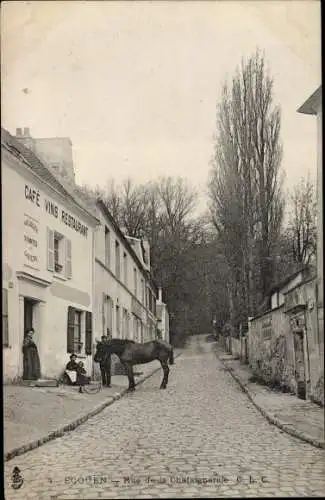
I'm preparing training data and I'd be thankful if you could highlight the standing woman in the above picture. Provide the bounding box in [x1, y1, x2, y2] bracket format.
[22, 328, 41, 380]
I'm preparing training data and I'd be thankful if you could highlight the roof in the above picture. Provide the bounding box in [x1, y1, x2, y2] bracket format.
[297, 86, 322, 115]
[1, 127, 98, 223]
[267, 265, 314, 296]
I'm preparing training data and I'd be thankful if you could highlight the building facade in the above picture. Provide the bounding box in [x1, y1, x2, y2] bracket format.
[2, 128, 98, 382]
[156, 288, 170, 344]
[269, 267, 314, 310]
[93, 201, 158, 344]
[298, 86, 323, 351]
[245, 87, 324, 405]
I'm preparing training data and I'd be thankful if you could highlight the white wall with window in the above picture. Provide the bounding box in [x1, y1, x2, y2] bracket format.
[104, 227, 110, 269]
[134, 267, 137, 297]
[123, 252, 128, 286]
[2, 129, 98, 381]
[93, 200, 158, 353]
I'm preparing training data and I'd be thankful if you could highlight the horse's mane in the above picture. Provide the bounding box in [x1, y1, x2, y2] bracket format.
[109, 338, 136, 345]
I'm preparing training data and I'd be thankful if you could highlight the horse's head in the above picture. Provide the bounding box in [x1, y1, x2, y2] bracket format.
[93, 341, 110, 363]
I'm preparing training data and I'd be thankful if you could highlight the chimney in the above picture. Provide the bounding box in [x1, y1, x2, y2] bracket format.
[15, 127, 35, 151]
[158, 288, 163, 302]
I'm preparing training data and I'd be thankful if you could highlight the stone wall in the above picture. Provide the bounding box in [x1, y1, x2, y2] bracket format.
[302, 279, 324, 406]
[248, 279, 324, 405]
[248, 306, 296, 393]
[231, 338, 241, 359]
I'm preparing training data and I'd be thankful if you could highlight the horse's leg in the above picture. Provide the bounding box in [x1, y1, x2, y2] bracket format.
[124, 362, 136, 391]
[100, 364, 107, 386]
[106, 366, 111, 387]
[160, 360, 170, 389]
[106, 358, 112, 387]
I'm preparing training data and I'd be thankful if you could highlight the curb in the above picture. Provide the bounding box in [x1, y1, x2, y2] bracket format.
[215, 350, 325, 450]
[5, 352, 182, 462]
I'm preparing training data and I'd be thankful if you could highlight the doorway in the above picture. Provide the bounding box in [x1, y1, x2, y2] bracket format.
[291, 311, 307, 400]
[24, 297, 36, 333]
[293, 331, 306, 399]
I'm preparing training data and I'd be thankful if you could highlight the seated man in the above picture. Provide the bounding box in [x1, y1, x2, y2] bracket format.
[65, 354, 79, 385]
[65, 355, 91, 387]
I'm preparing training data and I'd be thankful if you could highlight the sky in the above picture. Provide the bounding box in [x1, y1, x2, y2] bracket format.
[1, 1, 321, 214]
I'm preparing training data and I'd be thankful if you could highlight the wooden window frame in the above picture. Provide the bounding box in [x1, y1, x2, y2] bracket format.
[2, 289, 9, 347]
[105, 226, 110, 268]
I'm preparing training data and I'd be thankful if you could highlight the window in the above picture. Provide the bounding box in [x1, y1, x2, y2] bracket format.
[149, 290, 153, 312]
[115, 241, 120, 279]
[116, 305, 120, 336]
[127, 312, 130, 338]
[85, 311, 92, 355]
[2, 289, 9, 347]
[105, 227, 110, 268]
[122, 308, 128, 338]
[134, 268, 137, 297]
[141, 279, 145, 304]
[67, 307, 92, 355]
[73, 310, 82, 352]
[103, 294, 113, 335]
[54, 233, 63, 273]
[47, 228, 72, 279]
[123, 252, 128, 285]
[132, 314, 137, 341]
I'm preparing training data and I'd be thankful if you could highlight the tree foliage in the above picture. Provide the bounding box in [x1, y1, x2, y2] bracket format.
[79, 176, 219, 346]
[208, 49, 284, 327]
[286, 174, 317, 266]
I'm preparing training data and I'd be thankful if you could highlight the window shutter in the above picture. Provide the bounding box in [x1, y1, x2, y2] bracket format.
[102, 292, 106, 334]
[65, 238, 72, 279]
[67, 306, 75, 353]
[85, 311, 92, 355]
[47, 228, 55, 272]
[2, 288, 9, 346]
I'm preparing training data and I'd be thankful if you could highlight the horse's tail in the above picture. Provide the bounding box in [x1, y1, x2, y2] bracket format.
[169, 347, 174, 365]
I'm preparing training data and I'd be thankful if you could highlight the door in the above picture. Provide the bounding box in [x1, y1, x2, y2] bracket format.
[291, 312, 307, 400]
[24, 298, 35, 333]
[293, 332, 306, 399]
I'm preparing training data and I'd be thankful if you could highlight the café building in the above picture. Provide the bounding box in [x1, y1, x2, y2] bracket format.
[2, 128, 98, 381]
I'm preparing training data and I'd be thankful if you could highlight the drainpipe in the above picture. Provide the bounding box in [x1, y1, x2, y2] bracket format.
[91, 225, 96, 381]
[304, 322, 312, 400]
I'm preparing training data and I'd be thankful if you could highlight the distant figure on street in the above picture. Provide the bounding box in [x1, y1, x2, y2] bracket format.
[99, 330, 112, 387]
[22, 328, 41, 380]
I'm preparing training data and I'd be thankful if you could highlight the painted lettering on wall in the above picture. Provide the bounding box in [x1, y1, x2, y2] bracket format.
[25, 184, 40, 207]
[61, 210, 88, 237]
[24, 183, 89, 237]
[24, 214, 40, 270]
[45, 199, 58, 218]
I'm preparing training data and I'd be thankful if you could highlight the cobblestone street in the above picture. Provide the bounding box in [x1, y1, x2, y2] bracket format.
[5, 337, 325, 499]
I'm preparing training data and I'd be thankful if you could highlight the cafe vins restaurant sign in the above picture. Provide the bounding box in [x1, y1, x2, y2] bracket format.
[24, 183, 89, 237]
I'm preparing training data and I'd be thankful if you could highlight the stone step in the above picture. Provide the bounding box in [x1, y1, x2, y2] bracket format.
[20, 379, 59, 387]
